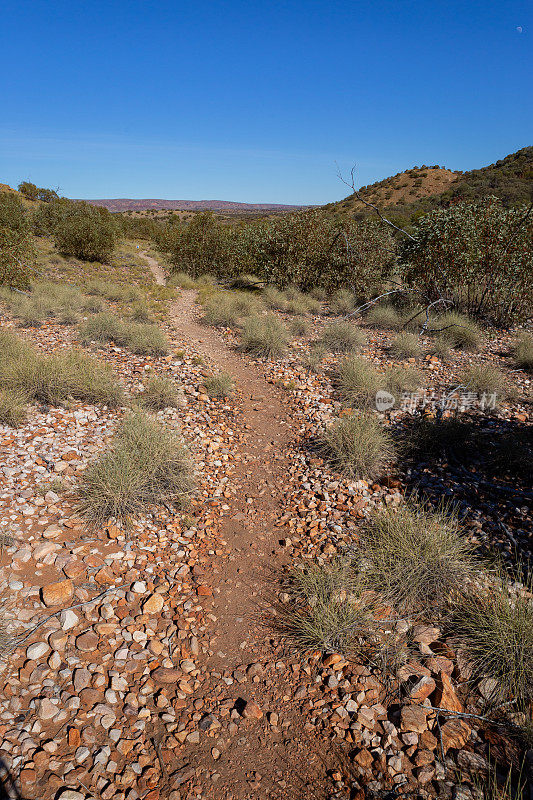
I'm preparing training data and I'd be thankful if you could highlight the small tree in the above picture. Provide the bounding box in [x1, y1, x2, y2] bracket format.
[0, 192, 33, 288]
[53, 202, 119, 262]
[18, 181, 39, 201]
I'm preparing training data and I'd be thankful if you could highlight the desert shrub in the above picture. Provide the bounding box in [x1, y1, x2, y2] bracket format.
[31, 197, 72, 237]
[389, 332, 422, 359]
[461, 364, 510, 402]
[513, 332, 533, 371]
[319, 321, 366, 353]
[364, 304, 401, 329]
[453, 574, 533, 708]
[0, 193, 34, 289]
[301, 344, 326, 372]
[361, 501, 476, 614]
[239, 314, 288, 358]
[279, 561, 377, 654]
[138, 375, 183, 410]
[78, 411, 194, 525]
[202, 291, 263, 327]
[329, 289, 356, 315]
[334, 355, 381, 407]
[0, 388, 26, 427]
[202, 371, 234, 399]
[0, 345, 124, 407]
[53, 202, 118, 262]
[18, 181, 39, 201]
[432, 311, 482, 351]
[168, 271, 197, 289]
[318, 412, 396, 479]
[168, 212, 233, 278]
[79, 313, 168, 355]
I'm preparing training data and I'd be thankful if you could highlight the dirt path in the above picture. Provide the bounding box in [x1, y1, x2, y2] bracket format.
[142, 256, 330, 799]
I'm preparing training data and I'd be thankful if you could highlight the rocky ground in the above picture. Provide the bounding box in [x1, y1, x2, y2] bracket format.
[0, 258, 531, 800]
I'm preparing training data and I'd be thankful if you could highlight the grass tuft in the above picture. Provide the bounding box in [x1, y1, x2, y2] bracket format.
[319, 321, 366, 353]
[460, 364, 511, 402]
[318, 412, 396, 479]
[202, 371, 234, 399]
[329, 289, 356, 316]
[78, 411, 194, 526]
[239, 314, 288, 358]
[513, 332, 533, 371]
[389, 332, 422, 359]
[0, 388, 27, 427]
[79, 313, 168, 355]
[334, 355, 381, 408]
[138, 375, 183, 410]
[433, 311, 482, 351]
[364, 304, 401, 329]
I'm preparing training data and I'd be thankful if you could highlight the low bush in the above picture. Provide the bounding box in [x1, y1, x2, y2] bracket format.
[513, 332, 533, 371]
[85, 280, 143, 304]
[460, 364, 510, 402]
[79, 313, 168, 356]
[453, 573, 533, 709]
[202, 371, 234, 399]
[334, 355, 381, 408]
[364, 304, 401, 329]
[433, 311, 482, 351]
[389, 332, 422, 359]
[129, 302, 154, 323]
[0, 388, 26, 426]
[384, 366, 422, 397]
[318, 412, 396, 479]
[361, 501, 476, 614]
[138, 375, 183, 410]
[239, 314, 288, 358]
[78, 411, 194, 525]
[289, 317, 310, 337]
[319, 321, 366, 353]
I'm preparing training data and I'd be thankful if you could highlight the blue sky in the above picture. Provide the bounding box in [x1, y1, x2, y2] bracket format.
[1, 0, 531, 203]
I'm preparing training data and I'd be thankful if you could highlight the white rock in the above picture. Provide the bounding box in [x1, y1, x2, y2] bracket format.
[26, 642, 50, 660]
[60, 609, 80, 631]
[131, 581, 146, 594]
[37, 698, 58, 720]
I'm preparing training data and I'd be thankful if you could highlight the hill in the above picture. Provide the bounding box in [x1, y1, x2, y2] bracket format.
[325, 146, 533, 223]
[78, 197, 307, 215]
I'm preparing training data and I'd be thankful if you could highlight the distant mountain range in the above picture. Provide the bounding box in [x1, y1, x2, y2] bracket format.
[76, 198, 307, 214]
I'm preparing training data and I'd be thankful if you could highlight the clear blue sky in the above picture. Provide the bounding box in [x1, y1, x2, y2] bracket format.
[1, 0, 531, 204]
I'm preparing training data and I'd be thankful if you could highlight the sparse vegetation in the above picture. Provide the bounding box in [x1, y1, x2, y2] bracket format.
[79, 313, 169, 355]
[318, 412, 396, 479]
[202, 290, 263, 327]
[202, 371, 234, 399]
[329, 289, 356, 316]
[433, 311, 482, 351]
[384, 365, 421, 396]
[389, 332, 422, 359]
[78, 411, 194, 525]
[239, 314, 288, 358]
[461, 364, 510, 402]
[513, 332, 533, 371]
[0, 388, 27, 427]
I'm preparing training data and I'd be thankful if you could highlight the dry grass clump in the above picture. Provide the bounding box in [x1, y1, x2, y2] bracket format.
[85, 280, 143, 304]
[460, 364, 511, 402]
[301, 344, 326, 372]
[78, 411, 194, 526]
[168, 271, 198, 289]
[361, 501, 477, 614]
[239, 314, 288, 358]
[289, 317, 310, 337]
[0, 339, 124, 407]
[384, 365, 422, 397]
[513, 332, 533, 371]
[453, 573, 533, 709]
[318, 412, 396, 479]
[138, 375, 183, 410]
[329, 289, 356, 316]
[402, 416, 475, 459]
[319, 321, 366, 353]
[334, 355, 381, 408]
[389, 332, 422, 359]
[129, 302, 154, 323]
[278, 561, 376, 654]
[433, 311, 482, 351]
[79, 313, 168, 355]
[202, 371, 234, 399]
[0, 389, 27, 427]
[283, 287, 321, 315]
[364, 304, 401, 329]
[202, 291, 263, 327]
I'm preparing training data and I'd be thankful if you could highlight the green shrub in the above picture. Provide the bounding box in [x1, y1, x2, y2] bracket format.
[433, 312, 482, 351]
[364, 304, 401, 329]
[329, 289, 356, 315]
[202, 371, 234, 399]
[334, 355, 381, 408]
[453, 574, 533, 708]
[319, 321, 366, 353]
[0, 193, 34, 289]
[389, 332, 422, 359]
[0, 388, 27, 426]
[138, 375, 183, 409]
[53, 202, 118, 262]
[361, 501, 476, 614]
[79, 313, 168, 356]
[401, 198, 533, 325]
[239, 314, 288, 358]
[318, 412, 396, 479]
[513, 332, 533, 371]
[78, 411, 194, 525]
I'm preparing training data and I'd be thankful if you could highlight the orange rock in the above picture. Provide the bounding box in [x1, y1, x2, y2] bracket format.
[68, 727, 80, 747]
[197, 585, 212, 596]
[441, 718, 471, 753]
[41, 579, 74, 608]
[434, 671, 463, 713]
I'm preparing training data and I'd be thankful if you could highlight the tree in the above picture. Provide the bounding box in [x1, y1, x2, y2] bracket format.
[0, 192, 34, 288]
[18, 181, 39, 201]
[53, 202, 119, 262]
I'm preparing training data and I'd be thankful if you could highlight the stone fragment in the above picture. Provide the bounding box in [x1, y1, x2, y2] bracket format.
[75, 632, 99, 652]
[441, 719, 471, 753]
[26, 642, 50, 661]
[41, 579, 74, 607]
[400, 705, 429, 733]
[433, 671, 463, 713]
[242, 700, 263, 719]
[143, 593, 164, 614]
